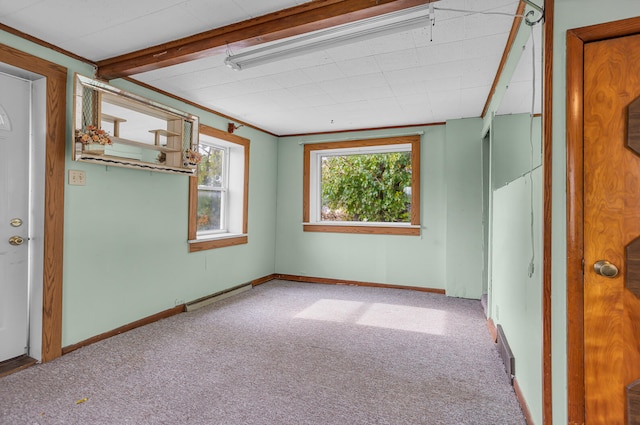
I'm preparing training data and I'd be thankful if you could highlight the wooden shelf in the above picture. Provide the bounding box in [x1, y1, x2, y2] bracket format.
[76, 152, 195, 175]
[101, 113, 127, 137]
[149, 128, 181, 146]
[101, 113, 127, 124]
[110, 136, 181, 153]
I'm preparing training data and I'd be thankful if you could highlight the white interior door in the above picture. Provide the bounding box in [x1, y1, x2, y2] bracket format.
[0, 72, 31, 362]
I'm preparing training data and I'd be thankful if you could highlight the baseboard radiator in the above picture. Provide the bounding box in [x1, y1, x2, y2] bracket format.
[496, 324, 515, 385]
[185, 283, 252, 312]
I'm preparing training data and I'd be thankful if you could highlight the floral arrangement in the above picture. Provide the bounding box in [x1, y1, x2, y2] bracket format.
[75, 125, 112, 145]
[184, 147, 202, 165]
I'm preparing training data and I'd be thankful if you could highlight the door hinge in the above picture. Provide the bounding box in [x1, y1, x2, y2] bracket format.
[582, 258, 585, 273]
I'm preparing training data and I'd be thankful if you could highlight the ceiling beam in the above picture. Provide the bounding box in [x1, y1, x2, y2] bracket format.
[97, 0, 434, 80]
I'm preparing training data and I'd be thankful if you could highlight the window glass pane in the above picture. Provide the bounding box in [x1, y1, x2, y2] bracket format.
[197, 190, 222, 232]
[321, 151, 412, 223]
[198, 144, 225, 188]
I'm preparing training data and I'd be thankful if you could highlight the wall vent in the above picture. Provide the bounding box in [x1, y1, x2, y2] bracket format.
[496, 324, 515, 385]
[185, 283, 252, 312]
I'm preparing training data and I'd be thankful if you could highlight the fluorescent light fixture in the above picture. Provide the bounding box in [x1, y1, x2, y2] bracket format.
[224, 3, 435, 71]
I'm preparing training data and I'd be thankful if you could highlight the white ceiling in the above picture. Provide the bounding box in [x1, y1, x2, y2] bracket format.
[0, 0, 540, 136]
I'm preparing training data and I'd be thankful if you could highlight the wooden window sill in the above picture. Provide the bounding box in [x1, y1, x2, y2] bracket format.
[188, 234, 248, 252]
[303, 223, 420, 236]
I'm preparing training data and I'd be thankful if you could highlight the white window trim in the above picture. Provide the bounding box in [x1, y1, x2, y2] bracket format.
[196, 143, 230, 238]
[308, 143, 413, 226]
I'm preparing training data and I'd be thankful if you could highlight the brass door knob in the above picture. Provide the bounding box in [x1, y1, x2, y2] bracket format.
[8, 236, 24, 246]
[594, 260, 619, 278]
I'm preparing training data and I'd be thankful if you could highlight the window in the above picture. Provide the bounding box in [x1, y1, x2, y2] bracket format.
[196, 144, 228, 234]
[303, 135, 420, 236]
[188, 125, 249, 251]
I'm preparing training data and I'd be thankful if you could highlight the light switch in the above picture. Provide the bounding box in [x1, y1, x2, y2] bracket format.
[68, 170, 86, 186]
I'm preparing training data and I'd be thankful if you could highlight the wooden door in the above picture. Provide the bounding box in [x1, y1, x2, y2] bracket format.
[584, 33, 640, 424]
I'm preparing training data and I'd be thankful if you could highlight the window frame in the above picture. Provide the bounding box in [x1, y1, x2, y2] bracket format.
[188, 125, 250, 252]
[303, 135, 421, 236]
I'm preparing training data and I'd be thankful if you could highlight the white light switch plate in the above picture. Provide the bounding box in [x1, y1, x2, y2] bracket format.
[68, 170, 86, 186]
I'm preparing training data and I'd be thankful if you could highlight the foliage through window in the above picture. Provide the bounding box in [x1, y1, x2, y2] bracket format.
[188, 125, 249, 252]
[304, 136, 420, 236]
[197, 144, 227, 234]
[321, 151, 412, 223]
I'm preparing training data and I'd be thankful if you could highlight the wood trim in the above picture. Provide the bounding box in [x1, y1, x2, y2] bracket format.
[187, 172, 198, 241]
[199, 124, 251, 149]
[481, 1, 526, 119]
[97, 0, 437, 80]
[410, 138, 421, 226]
[514, 377, 535, 425]
[303, 135, 421, 234]
[566, 27, 587, 425]
[0, 23, 95, 66]
[276, 274, 446, 294]
[542, 1, 554, 424]
[303, 144, 311, 223]
[0, 44, 67, 363]
[304, 136, 420, 151]
[189, 235, 248, 253]
[252, 274, 278, 287]
[0, 355, 38, 379]
[486, 317, 498, 343]
[303, 224, 421, 236]
[565, 16, 640, 425]
[242, 134, 250, 235]
[188, 124, 250, 252]
[61, 305, 185, 355]
[42, 60, 67, 364]
[568, 15, 640, 43]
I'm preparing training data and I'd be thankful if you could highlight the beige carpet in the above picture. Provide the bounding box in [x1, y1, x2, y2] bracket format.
[0, 280, 526, 424]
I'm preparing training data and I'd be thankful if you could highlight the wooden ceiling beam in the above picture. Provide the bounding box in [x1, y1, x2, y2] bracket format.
[97, 0, 434, 80]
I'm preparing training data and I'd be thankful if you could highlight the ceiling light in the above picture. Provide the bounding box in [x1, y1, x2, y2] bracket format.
[224, 3, 435, 71]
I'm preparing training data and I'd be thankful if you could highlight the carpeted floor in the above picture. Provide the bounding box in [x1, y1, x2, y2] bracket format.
[0, 280, 526, 424]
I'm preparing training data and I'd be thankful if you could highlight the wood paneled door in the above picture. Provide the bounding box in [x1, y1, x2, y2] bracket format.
[583, 33, 640, 424]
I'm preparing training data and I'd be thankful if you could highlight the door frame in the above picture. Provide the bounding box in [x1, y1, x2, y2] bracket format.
[566, 16, 640, 424]
[0, 44, 66, 363]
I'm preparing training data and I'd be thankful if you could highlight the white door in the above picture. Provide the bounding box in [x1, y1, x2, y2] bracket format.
[0, 72, 31, 362]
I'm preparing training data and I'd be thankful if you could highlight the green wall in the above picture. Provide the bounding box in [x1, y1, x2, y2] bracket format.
[492, 167, 543, 424]
[492, 115, 542, 190]
[275, 127, 449, 289]
[490, 113, 543, 425]
[1, 31, 279, 347]
[445, 118, 484, 299]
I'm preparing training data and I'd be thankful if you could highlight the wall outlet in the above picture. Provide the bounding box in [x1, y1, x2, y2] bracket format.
[68, 170, 86, 186]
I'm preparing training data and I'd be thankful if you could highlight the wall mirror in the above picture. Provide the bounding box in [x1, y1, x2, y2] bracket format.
[73, 74, 199, 175]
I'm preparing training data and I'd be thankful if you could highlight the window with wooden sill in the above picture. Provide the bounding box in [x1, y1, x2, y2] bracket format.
[303, 135, 421, 236]
[188, 125, 249, 252]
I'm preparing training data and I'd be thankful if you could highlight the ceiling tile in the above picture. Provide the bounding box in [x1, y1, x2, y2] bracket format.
[301, 63, 346, 83]
[0, 0, 530, 134]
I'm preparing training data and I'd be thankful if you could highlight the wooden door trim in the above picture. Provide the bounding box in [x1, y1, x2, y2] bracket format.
[566, 16, 640, 425]
[0, 44, 67, 362]
[542, 1, 554, 424]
